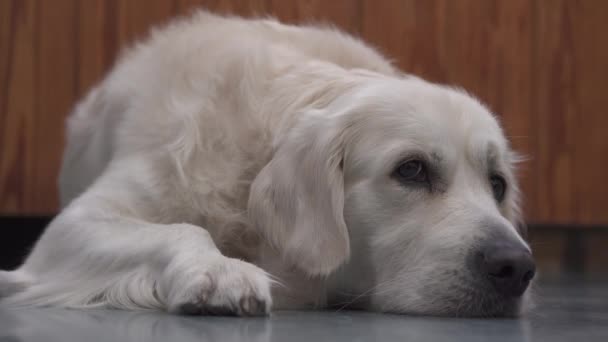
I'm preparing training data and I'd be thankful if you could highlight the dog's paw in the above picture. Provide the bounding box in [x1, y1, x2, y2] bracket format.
[166, 256, 272, 316]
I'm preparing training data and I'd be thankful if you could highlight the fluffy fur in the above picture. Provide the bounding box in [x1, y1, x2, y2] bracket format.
[0, 11, 531, 317]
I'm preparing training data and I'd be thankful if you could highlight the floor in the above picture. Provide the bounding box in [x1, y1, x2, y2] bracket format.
[1, 276, 607, 342]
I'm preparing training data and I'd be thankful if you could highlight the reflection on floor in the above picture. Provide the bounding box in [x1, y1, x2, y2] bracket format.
[1, 276, 607, 342]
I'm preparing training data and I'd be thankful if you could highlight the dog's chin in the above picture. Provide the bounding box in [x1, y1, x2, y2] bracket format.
[381, 298, 523, 318]
[435, 295, 524, 318]
[398, 269, 533, 318]
[378, 287, 528, 318]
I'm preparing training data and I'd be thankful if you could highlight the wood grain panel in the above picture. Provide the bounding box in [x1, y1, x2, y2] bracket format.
[533, 0, 608, 224]
[75, 0, 111, 97]
[570, 1, 608, 224]
[361, 0, 447, 81]
[32, 0, 77, 213]
[0, 0, 606, 224]
[0, 1, 13, 112]
[115, 0, 177, 46]
[176, 0, 268, 16]
[1, 0, 37, 213]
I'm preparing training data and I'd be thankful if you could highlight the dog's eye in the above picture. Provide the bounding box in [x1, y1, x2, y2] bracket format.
[490, 174, 506, 202]
[396, 160, 427, 183]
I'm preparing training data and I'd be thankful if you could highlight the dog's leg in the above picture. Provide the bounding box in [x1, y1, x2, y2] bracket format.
[0, 157, 272, 315]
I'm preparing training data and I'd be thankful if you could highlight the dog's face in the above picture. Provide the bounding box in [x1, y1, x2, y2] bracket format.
[249, 76, 534, 317]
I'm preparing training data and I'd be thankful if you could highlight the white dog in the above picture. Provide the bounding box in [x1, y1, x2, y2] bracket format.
[0, 11, 534, 317]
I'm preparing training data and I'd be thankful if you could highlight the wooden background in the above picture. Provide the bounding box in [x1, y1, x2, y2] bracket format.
[1, 0, 607, 224]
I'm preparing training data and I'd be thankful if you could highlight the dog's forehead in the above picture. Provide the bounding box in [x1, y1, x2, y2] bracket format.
[345, 80, 509, 168]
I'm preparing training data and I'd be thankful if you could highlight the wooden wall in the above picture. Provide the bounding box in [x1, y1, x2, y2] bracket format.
[1, 0, 607, 224]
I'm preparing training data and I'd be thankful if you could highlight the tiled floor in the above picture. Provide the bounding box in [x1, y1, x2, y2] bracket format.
[1, 276, 607, 342]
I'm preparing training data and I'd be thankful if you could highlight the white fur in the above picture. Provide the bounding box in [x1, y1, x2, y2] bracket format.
[0, 11, 529, 317]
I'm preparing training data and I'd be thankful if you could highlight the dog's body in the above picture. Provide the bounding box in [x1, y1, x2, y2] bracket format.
[0, 12, 533, 317]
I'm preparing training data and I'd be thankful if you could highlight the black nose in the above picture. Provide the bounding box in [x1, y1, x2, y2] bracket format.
[481, 243, 536, 297]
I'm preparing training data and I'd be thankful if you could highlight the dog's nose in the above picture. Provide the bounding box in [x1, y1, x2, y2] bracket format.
[481, 243, 535, 297]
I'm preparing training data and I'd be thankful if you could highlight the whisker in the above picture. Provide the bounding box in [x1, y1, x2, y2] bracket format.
[333, 276, 403, 312]
[265, 273, 287, 289]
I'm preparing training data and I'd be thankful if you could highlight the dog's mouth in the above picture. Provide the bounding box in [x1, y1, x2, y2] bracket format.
[332, 281, 529, 318]
[383, 289, 526, 318]
[406, 276, 532, 318]
[363, 267, 534, 318]
[446, 293, 524, 318]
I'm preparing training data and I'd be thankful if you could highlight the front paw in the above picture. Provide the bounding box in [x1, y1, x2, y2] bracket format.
[166, 257, 273, 316]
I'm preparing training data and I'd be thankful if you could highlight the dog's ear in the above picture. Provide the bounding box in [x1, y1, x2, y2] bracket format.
[248, 111, 349, 276]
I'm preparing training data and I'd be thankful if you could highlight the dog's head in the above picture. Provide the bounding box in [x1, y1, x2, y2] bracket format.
[249, 75, 533, 317]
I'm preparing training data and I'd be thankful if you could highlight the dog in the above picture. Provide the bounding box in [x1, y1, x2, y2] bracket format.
[0, 11, 534, 317]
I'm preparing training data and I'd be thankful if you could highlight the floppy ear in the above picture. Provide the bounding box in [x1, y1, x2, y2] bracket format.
[248, 111, 349, 276]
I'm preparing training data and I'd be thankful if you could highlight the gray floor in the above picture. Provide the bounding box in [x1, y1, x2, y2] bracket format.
[1, 276, 607, 342]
